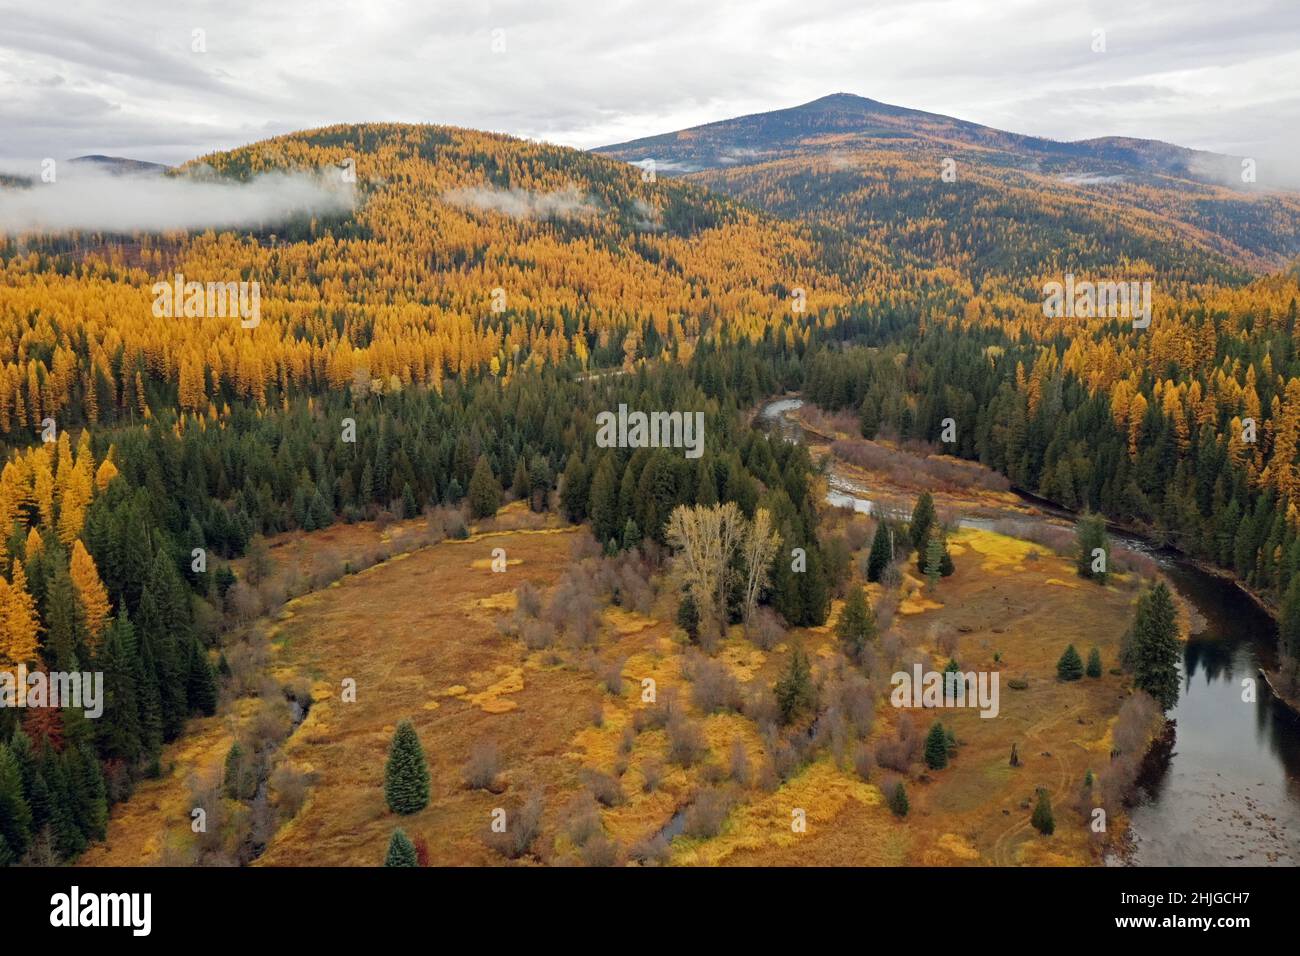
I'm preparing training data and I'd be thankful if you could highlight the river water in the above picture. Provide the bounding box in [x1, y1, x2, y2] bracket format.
[760, 397, 1300, 866]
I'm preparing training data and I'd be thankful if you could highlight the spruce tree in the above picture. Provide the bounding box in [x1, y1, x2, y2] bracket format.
[588, 456, 620, 546]
[384, 720, 430, 815]
[888, 780, 909, 817]
[1031, 789, 1055, 835]
[923, 534, 943, 590]
[1131, 583, 1180, 711]
[384, 827, 419, 866]
[467, 457, 501, 519]
[924, 721, 949, 770]
[0, 744, 32, 861]
[1056, 644, 1084, 681]
[774, 645, 815, 724]
[909, 492, 935, 553]
[1086, 647, 1103, 678]
[1075, 512, 1110, 582]
[866, 522, 892, 582]
[835, 584, 876, 665]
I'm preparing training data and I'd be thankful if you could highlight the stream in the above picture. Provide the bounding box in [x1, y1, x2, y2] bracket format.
[760, 397, 1300, 866]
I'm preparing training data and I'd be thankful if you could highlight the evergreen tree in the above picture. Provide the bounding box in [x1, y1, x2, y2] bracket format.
[1130, 583, 1180, 711]
[186, 640, 219, 717]
[888, 780, 909, 817]
[384, 827, 419, 866]
[923, 534, 943, 590]
[1031, 789, 1055, 835]
[835, 584, 876, 665]
[0, 744, 32, 861]
[467, 457, 501, 519]
[866, 522, 892, 582]
[774, 645, 815, 724]
[588, 456, 620, 546]
[1086, 647, 1103, 678]
[1076, 512, 1110, 583]
[1056, 644, 1084, 681]
[384, 720, 430, 815]
[909, 492, 935, 553]
[924, 721, 949, 770]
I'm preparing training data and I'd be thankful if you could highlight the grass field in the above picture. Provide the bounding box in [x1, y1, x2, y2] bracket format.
[82, 491, 1152, 865]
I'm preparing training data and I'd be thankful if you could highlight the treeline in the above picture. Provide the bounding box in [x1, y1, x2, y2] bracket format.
[0, 331, 838, 864]
[803, 320, 1300, 675]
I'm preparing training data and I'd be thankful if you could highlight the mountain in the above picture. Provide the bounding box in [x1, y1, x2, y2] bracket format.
[596, 93, 1244, 184]
[68, 154, 170, 176]
[596, 94, 1300, 276]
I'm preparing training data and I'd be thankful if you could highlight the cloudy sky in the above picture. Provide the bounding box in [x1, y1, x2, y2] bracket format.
[2, 0, 1298, 168]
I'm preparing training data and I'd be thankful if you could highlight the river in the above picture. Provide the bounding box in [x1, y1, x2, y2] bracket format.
[760, 397, 1300, 866]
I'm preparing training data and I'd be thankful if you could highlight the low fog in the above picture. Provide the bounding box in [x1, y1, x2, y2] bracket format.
[442, 185, 597, 219]
[0, 163, 356, 235]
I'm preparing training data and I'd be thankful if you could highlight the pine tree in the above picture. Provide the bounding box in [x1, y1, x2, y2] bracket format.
[866, 522, 892, 582]
[835, 584, 876, 665]
[888, 780, 909, 817]
[384, 720, 430, 815]
[909, 492, 935, 553]
[186, 640, 218, 717]
[0, 743, 32, 861]
[1076, 512, 1110, 582]
[1130, 583, 1180, 711]
[467, 457, 501, 519]
[1086, 646, 1103, 678]
[774, 645, 815, 724]
[1057, 644, 1084, 681]
[923, 534, 943, 590]
[1031, 789, 1055, 835]
[924, 721, 949, 770]
[384, 827, 419, 866]
[588, 456, 620, 546]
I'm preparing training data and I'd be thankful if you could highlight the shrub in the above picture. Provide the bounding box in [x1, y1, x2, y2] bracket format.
[483, 790, 544, 859]
[683, 788, 731, 839]
[462, 739, 501, 791]
[582, 769, 624, 808]
[685, 651, 741, 713]
[667, 716, 708, 768]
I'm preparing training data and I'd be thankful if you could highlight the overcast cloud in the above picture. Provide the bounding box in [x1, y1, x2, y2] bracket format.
[1, 0, 1297, 172]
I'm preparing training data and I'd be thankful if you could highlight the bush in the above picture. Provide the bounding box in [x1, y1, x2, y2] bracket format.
[640, 758, 664, 793]
[582, 769, 624, 808]
[685, 651, 741, 713]
[483, 791, 544, 860]
[747, 606, 785, 651]
[597, 657, 625, 696]
[728, 738, 752, 786]
[666, 716, 708, 768]
[683, 788, 731, 839]
[462, 740, 501, 791]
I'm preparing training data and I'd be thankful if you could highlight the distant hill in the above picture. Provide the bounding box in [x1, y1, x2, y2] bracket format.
[596, 93, 1300, 276]
[68, 154, 170, 176]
